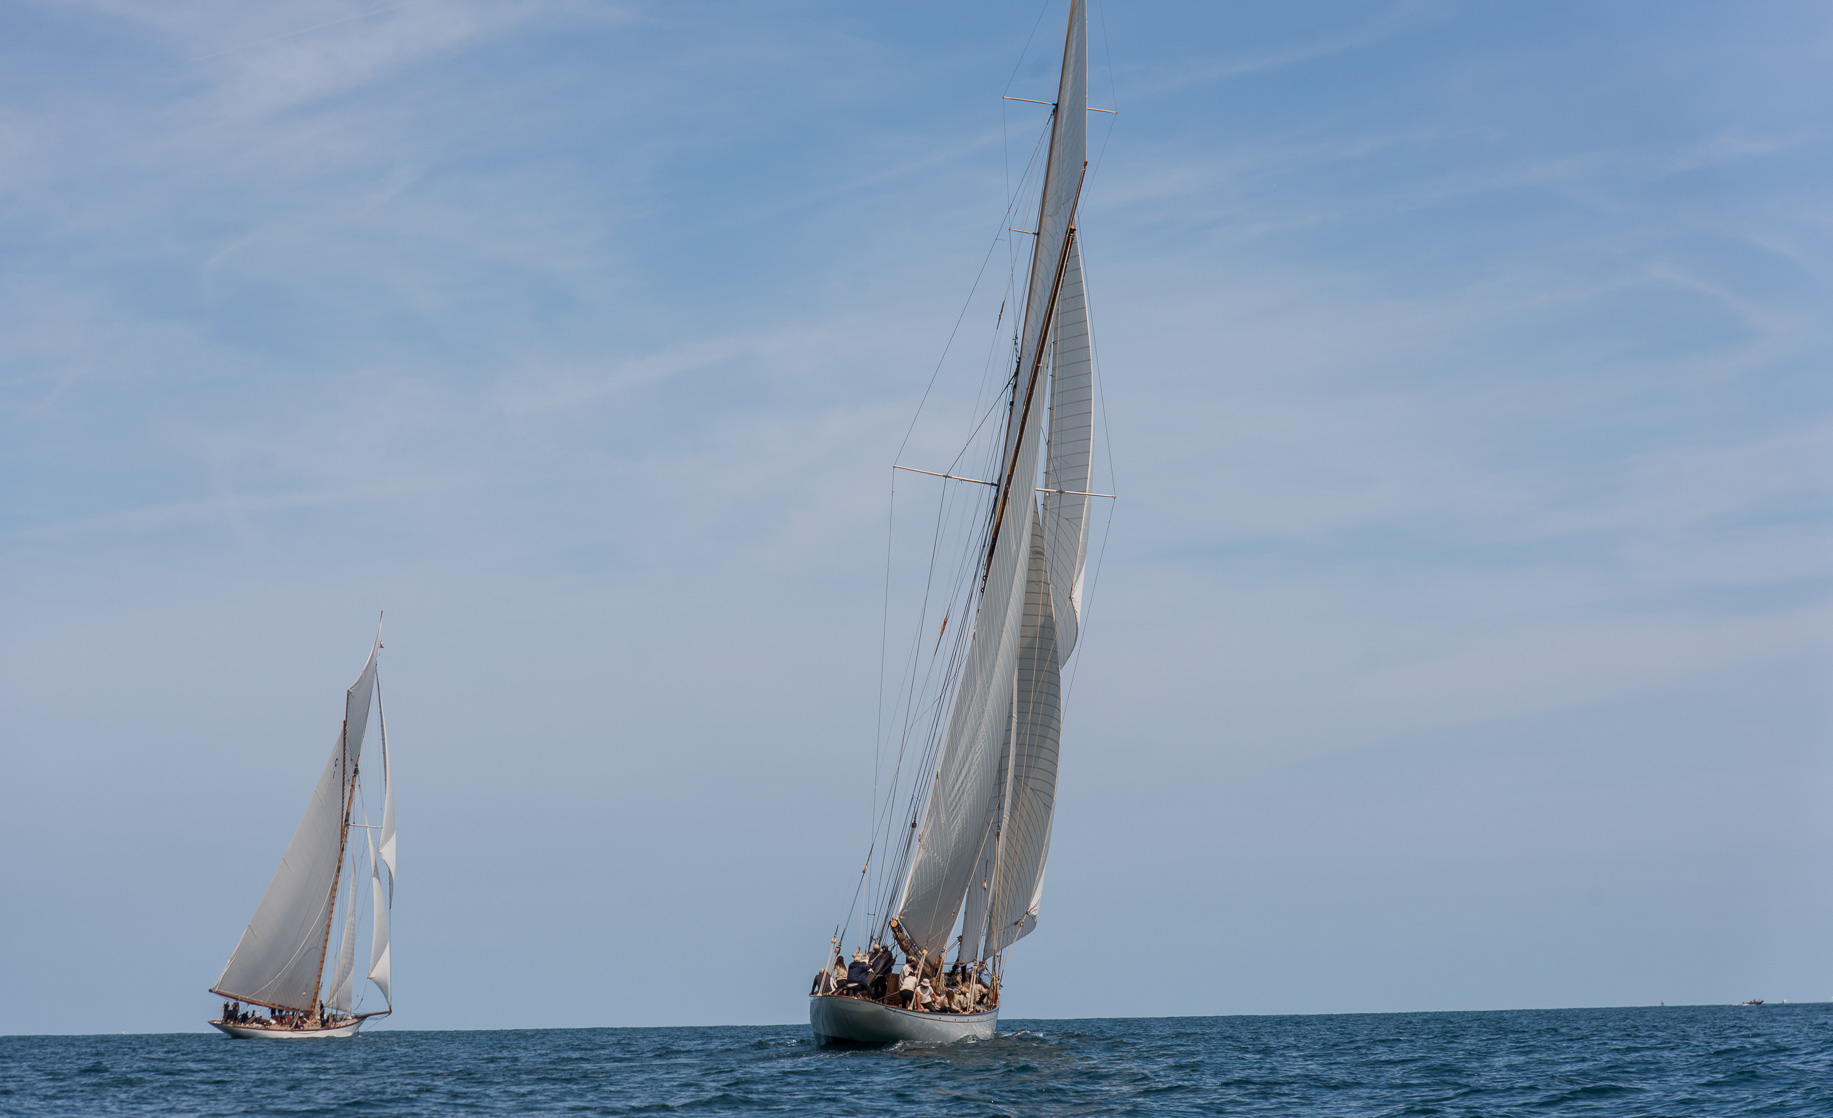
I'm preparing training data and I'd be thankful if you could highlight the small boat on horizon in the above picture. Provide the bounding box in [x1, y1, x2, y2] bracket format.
[208, 623, 395, 1038]
[807, 0, 1106, 1047]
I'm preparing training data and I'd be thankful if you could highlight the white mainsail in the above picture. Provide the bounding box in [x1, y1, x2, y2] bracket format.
[213, 639, 379, 1012]
[984, 517, 1064, 953]
[893, 0, 1089, 961]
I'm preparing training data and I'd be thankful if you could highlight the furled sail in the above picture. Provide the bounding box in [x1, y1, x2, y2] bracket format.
[894, 0, 1087, 959]
[213, 641, 378, 1011]
[367, 832, 392, 1006]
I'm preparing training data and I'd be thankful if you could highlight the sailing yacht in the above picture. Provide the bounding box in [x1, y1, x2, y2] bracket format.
[808, 0, 1101, 1046]
[208, 625, 396, 1038]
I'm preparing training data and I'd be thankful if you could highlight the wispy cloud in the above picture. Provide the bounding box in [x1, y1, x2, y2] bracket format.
[1119, 0, 1452, 103]
[10, 478, 445, 541]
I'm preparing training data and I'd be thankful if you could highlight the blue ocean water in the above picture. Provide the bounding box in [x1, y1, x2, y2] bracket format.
[3, 1005, 1827, 1116]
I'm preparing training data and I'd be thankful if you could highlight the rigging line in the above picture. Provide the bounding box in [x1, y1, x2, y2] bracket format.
[880, 561, 978, 933]
[882, 495, 960, 792]
[875, 392, 986, 924]
[1098, 0, 1119, 118]
[892, 478, 967, 788]
[848, 476, 905, 946]
[868, 487, 969, 934]
[983, 216, 1082, 587]
[883, 589, 970, 908]
[920, 489, 993, 721]
[1085, 0, 1121, 191]
[900, 111, 1049, 466]
[946, 376, 1026, 478]
[897, 600, 971, 769]
[1002, 0, 1059, 99]
[893, 228, 1009, 465]
[898, 449, 994, 772]
[837, 840, 876, 955]
[872, 476, 896, 847]
[973, 114, 1051, 429]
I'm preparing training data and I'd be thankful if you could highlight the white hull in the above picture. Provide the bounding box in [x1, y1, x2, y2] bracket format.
[808, 994, 996, 1046]
[209, 1018, 366, 1039]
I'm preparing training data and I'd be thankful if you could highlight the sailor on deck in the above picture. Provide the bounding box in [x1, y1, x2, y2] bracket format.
[845, 950, 871, 994]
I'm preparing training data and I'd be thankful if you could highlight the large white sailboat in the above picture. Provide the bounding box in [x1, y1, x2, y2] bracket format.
[809, 0, 1101, 1046]
[209, 625, 396, 1038]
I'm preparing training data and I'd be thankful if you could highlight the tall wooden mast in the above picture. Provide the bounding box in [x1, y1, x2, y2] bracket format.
[308, 722, 360, 1017]
[981, 185, 1085, 587]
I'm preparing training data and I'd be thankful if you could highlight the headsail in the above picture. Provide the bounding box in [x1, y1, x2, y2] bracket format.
[893, 0, 1088, 960]
[367, 832, 392, 1007]
[326, 849, 360, 1012]
[212, 639, 379, 1011]
[981, 232, 1099, 952]
[984, 514, 1064, 954]
[377, 684, 396, 903]
[1044, 236, 1095, 655]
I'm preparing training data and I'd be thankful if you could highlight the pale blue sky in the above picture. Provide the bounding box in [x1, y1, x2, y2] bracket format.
[2, 0, 1829, 1034]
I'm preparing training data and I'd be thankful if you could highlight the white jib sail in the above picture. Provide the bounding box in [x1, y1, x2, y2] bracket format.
[213, 640, 379, 1011]
[1044, 236, 1094, 656]
[985, 514, 1064, 955]
[377, 685, 396, 903]
[326, 846, 360, 1012]
[956, 811, 997, 962]
[367, 831, 392, 1007]
[977, 238, 1095, 953]
[958, 512, 1065, 960]
[893, 0, 1087, 960]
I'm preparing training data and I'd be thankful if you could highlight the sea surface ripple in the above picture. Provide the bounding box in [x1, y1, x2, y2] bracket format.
[3, 1004, 1828, 1116]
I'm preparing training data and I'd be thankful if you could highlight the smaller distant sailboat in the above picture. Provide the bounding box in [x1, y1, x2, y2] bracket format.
[209, 623, 395, 1038]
